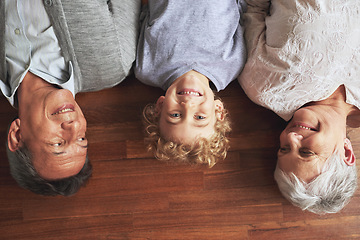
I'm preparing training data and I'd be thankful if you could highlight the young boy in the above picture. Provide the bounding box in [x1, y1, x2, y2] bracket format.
[135, 0, 247, 166]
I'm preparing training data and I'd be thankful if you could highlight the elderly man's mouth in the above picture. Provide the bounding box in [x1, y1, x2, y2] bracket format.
[51, 104, 75, 115]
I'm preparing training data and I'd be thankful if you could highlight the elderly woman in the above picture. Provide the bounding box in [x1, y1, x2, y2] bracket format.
[238, 0, 360, 214]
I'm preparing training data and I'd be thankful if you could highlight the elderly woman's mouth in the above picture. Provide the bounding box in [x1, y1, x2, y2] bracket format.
[293, 122, 318, 131]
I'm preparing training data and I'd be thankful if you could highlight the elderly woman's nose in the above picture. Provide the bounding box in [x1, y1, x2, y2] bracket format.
[288, 132, 303, 143]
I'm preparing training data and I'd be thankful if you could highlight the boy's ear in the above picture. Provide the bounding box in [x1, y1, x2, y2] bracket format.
[214, 99, 225, 121]
[8, 119, 23, 152]
[155, 96, 165, 115]
[344, 138, 356, 166]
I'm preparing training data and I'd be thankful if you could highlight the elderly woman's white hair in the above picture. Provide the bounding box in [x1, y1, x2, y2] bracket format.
[274, 150, 357, 214]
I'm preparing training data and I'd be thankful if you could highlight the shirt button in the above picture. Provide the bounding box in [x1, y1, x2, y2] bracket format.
[14, 28, 20, 35]
[44, 0, 53, 6]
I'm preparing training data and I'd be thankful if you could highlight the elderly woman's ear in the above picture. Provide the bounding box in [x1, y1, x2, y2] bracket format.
[344, 138, 356, 166]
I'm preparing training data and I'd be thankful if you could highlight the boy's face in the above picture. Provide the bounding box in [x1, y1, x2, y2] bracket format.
[156, 70, 224, 144]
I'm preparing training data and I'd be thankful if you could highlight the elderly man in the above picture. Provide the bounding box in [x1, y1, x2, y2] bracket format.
[1, 0, 140, 195]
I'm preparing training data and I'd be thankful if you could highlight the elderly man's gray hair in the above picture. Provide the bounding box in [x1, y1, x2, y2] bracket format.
[274, 150, 357, 214]
[6, 143, 92, 196]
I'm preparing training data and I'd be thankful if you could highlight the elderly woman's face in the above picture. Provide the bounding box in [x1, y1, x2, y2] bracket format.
[277, 106, 346, 182]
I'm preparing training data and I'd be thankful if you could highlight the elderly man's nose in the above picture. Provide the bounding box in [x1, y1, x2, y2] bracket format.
[62, 120, 80, 131]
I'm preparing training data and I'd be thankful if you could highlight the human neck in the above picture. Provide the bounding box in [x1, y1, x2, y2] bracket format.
[192, 70, 210, 86]
[17, 72, 55, 115]
[176, 70, 210, 86]
[307, 85, 356, 117]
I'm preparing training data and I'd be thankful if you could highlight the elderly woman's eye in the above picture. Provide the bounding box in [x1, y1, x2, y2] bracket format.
[300, 149, 315, 156]
[53, 142, 62, 147]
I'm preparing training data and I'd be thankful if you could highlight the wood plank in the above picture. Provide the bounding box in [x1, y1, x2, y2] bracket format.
[79, 172, 204, 197]
[124, 226, 249, 240]
[132, 205, 283, 229]
[23, 193, 169, 221]
[248, 216, 360, 240]
[0, 215, 133, 240]
[168, 186, 286, 211]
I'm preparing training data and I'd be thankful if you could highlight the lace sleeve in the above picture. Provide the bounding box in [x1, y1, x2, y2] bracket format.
[239, 0, 360, 121]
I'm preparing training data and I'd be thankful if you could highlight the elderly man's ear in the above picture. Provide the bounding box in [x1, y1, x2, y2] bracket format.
[7, 119, 23, 152]
[344, 138, 356, 166]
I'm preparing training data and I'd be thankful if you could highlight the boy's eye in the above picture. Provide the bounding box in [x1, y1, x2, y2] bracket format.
[170, 113, 181, 118]
[195, 115, 206, 120]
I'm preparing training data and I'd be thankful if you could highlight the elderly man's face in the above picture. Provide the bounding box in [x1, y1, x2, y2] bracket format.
[9, 88, 88, 180]
[277, 106, 354, 183]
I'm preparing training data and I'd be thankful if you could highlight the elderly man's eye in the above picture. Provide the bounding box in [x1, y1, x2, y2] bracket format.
[53, 142, 62, 147]
[78, 137, 86, 141]
[279, 147, 290, 153]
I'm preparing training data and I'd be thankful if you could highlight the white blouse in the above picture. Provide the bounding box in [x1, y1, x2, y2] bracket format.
[238, 0, 360, 121]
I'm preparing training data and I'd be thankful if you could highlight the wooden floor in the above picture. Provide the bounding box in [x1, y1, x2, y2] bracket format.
[1, 74, 360, 240]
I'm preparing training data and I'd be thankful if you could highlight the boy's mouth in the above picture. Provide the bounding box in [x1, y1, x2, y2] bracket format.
[177, 89, 202, 96]
[51, 104, 75, 115]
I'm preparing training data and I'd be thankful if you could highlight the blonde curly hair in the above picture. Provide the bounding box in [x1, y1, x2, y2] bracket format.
[142, 97, 231, 167]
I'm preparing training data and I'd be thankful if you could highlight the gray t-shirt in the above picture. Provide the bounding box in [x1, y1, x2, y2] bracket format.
[135, 0, 247, 91]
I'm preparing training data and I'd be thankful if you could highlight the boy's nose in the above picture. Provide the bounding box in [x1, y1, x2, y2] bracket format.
[181, 101, 195, 108]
